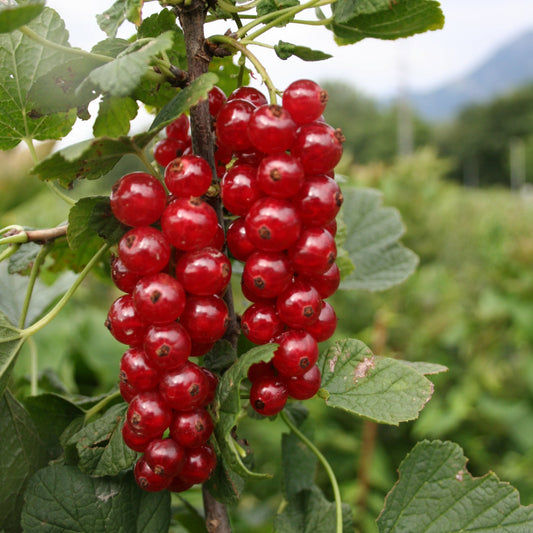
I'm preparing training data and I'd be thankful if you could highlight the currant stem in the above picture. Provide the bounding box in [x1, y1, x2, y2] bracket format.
[0, 225, 68, 247]
[0, 244, 20, 263]
[280, 409, 343, 533]
[84, 390, 122, 423]
[28, 337, 38, 396]
[21, 243, 110, 339]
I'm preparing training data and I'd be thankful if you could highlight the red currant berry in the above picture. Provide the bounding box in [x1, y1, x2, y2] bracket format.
[282, 79, 328, 124]
[221, 164, 263, 216]
[159, 361, 210, 410]
[215, 99, 255, 152]
[111, 255, 143, 293]
[179, 295, 229, 343]
[305, 301, 337, 342]
[170, 408, 214, 448]
[144, 322, 191, 371]
[161, 197, 219, 251]
[179, 444, 217, 485]
[272, 330, 319, 377]
[227, 218, 256, 261]
[241, 302, 284, 344]
[175, 247, 231, 296]
[300, 262, 340, 299]
[324, 219, 337, 237]
[144, 438, 186, 478]
[247, 104, 297, 154]
[247, 361, 276, 382]
[228, 86, 268, 107]
[291, 122, 344, 174]
[292, 175, 343, 227]
[110, 172, 166, 227]
[208, 86, 227, 117]
[126, 391, 171, 438]
[288, 226, 337, 276]
[283, 364, 321, 400]
[276, 280, 322, 329]
[234, 148, 265, 167]
[119, 380, 139, 403]
[122, 422, 153, 452]
[154, 138, 189, 167]
[242, 251, 293, 301]
[134, 456, 171, 492]
[164, 155, 213, 198]
[167, 475, 194, 493]
[166, 114, 190, 141]
[190, 340, 215, 357]
[105, 294, 147, 346]
[208, 223, 225, 251]
[245, 197, 301, 252]
[257, 153, 304, 198]
[120, 346, 159, 391]
[250, 375, 288, 416]
[118, 226, 171, 275]
[201, 368, 219, 405]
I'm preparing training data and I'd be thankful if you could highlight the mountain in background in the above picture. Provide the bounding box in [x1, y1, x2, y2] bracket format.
[408, 29, 533, 121]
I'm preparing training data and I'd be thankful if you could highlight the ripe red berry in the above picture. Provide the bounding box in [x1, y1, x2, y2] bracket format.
[144, 438, 186, 478]
[110, 172, 167, 227]
[283, 364, 321, 400]
[241, 302, 284, 344]
[190, 340, 215, 357]
[215, 99, 255, 152]
[233, 148, 264, 167]
[250, 375, 288, 416]
[170, 408, 214, 448]
[272, 329, 319, 377]
[247, 361, 276, 382]
[221, 164, 263, 216]
[300, 262, 340, 299]
[119, 346, 159, 391]
[179, 444, 217, 485]
[208, 86, 227, 117]
[119, 380, 139, 403]
[111, 256, 143, 293]
[118, 226, 171, 275]
[144, 322, 192, 370]
[208, 223, 225, 251]
[167, 475, 194, 493]
[201, 367, 219, 405]
[288, 227, 337, 276]
[166, 114, 190, 141]
[179, 295, 229, 343]
[227, 218, 256, 261]
[305, 301, 337, 342]
[105, 294, 147, 346]
[241, 251, 293, 301]
[126, 391, 171, 438]
[229, 86, 268, 107]
[122, 422, 153, 452]
[153, 138, 189, 167]
[134, 456, 171, 492]
[247, 105, 297, 154]
[164, 155, 213, 198]
[276, 280, 322, 329]
[282, 79, 328, 124]
[257, 153, 304, 198]
[159, 361, 210, 410]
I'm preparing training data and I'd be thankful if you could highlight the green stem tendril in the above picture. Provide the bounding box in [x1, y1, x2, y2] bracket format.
[240, 39, 274, 50]
[208, 35, 278, 103]
[135, 147, 159, 178]
[28, 337, 38, 396]
[84, 390, 122, 423]
[0, 244, 20, 263]
[21, 243, 110, 339]
[216, 0, 262, 13]
[18, 244, 51, 329]
[280, 410, 343, 533]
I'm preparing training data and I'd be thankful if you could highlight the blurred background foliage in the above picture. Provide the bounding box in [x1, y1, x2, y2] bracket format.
[2, 75, 533, 532]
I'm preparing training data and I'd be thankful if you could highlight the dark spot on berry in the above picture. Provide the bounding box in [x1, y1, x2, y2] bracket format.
[131, 413, 141, 426]
[104, 319, 111, 330]
[327, 252, 335, 265]
[254, 399, 265, 411]
[125, 235, 136, 248]
[222, 264, 230, 277]
[189, 383, 200, 397]
[138, 476, 149, 489]
[320, 90, 329, 105]
[119, 370, 128, 383]
[150, 290, 162, 304]
[156, 345, 171, 357]
[253, 277, 265, 289]
[270, 169, 282, 182]
[154, 466, 164, 476]
[334, 128, 346, 144]
[269, 104, 283, 118]
[195, 420, 205, 432]
[303, 306, 314, 318]
[299, 357, 310, 369]
[335, 191, 344, 207]
[258, 226, 271, 240]
[189, 197, 201, 206]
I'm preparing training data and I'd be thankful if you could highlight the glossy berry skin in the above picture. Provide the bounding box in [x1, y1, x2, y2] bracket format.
[291, 122, 344, 174]
[228, 86, 268, 107]
[126, 391, 171, 438]
[242, 251, 293, 301]
[324, 219, 337, 237]
[122, 422, 153, 452]
[208, 223, 225, 252]
[201, 368, 219, 405]
[305, 301, 337, 342]
[272, 329, 319, 377]
[179, 295, 229, 343]
[250, 375, 288, 416]
[241, 302, 284, 344]
[245, 197, 301, 252]
[221, 164, 262, 216]
[132, 273, 186, 324]
[134, 456, 171, 492]
[276, 280, 322, 329]
[164, 155, 212, 198]
[208, 86, 227, 117]
[144, 438, 186, 478]
[257, 153, 304, 198]
[161, 197, 218, 251]
[166, 114, 190, 141]
[110, 172, 167, 227]
[247, 105, 297, 154]
[190, 341, 215, 357]
[179, 444, 217, 485]
[282, 79, 328, 124]
[170, 408, 214, 448]
[159, 361, 210, 410]
[175, 247, 231, 296]
[118, 226, 171, 275]
[215, 99, 255, 151]
[111, 256, 142, 293]
[167, 475, 194, 493]
[154, 138, 189, 167]
[119, 380, 139, 403]
[144, 322, 191, 371]
[283, 364, 321, 400]
[105, 294, 147, 346]
[227, 218, 256, 261]
[120, 346, 159, 391]
[300, 263, 340, 299]
[288, 227, 337, 276]
[234, 148, 264, 167]
[247, 361, 276, 382]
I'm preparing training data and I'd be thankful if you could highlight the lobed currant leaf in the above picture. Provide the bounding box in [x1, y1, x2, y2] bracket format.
[0, 1, 45, 34]
[274, 41, 332, 61]
[93, 95, 139, 137]
[96, 0, 127, 38]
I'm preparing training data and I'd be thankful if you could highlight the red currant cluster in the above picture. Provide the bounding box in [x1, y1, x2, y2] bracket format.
[216, 80, 343, 417]
[105, 165, 231, 492]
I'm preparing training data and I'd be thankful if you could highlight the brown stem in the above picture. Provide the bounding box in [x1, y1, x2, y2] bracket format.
[3, 225, 68, 245]
[177, 2, 234, 531]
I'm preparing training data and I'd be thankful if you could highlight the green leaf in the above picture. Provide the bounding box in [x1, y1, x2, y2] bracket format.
[126, 0, 144, 25]
[91, 37, 131, 58]
[317, 339, 434, 425]
[93, 95, 138, 137]
[0, 390, 48, 532]
[274, 41, 332, 61]
[204, 450, 245, 505]
[21, 465, 171, 532]
[334, 0, 391, 23]
[96, 0, 126, 38]
[256, 0, 299, 25]
[7, 241, 40, 275]
[209, 56, 249, 97]
[0, 7, 77, 149]
[0, 312, 24, 397]
[282, 429, 317, 499]
[274, 486, 353, 532]
[203, 339, 237, 373]
[66, 403, 137, 476]
[398, 360, 448, 376]
[81, 32, 175, 97]
[330, 0, 445, 45]
[377, 440, 533, 532]
[0, 1, 45, 33]
[23, 393, 84, 458]
[339, 187, 418, 291]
